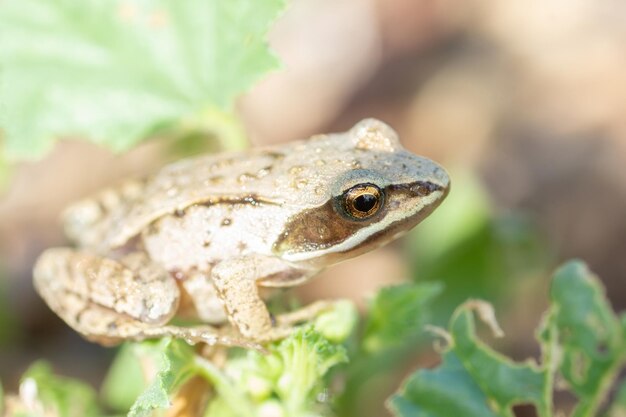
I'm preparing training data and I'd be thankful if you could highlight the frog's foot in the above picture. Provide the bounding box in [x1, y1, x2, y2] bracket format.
[248, 300, 337, 344]
[273, 300, 336, 326]
[136, 325, 265, 351]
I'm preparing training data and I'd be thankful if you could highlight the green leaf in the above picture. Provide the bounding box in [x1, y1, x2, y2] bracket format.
[389, 301, 547, 417]
[337, 283, 442, 417]
[196, 355, 257, 417]
[20, 361, 102, 417]
[388, 351, 501, 417]
[390, 260, 626, 417]
[449, 303, 547, 416]
[272, 327, 347, 414]
[0, 0, 284, 160]
[411, 172, 492, 261]
[313, 300, 358, 343]
[363, 282, 443, 354]
[128, 339, 196, 417]
[207, 327, 347, 417]
[410, 171, 551, 327]
[100, 344, 146, 413]
[546, 260, 625, 417]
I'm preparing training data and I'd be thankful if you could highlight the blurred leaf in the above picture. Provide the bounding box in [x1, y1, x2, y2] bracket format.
[165, 105, 249, 156]
[337, 283, 442, 417]
[0, 0, 284, 160]
[313, 300, 358, 344]
[363, 282, 443, 354]
[19, 361, 102, 417]
[544, 260, 625, 417]
[100, 344, 146, 413]
[413, 172, 491, 260]
[410, 171, 551, 325]
[128, 339, 196, 417]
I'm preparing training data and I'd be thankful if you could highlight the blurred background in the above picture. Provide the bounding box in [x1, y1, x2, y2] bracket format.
[1, 0, 626, 416]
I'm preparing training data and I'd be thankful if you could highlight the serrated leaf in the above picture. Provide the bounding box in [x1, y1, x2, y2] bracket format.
[0, 0, 284, 160]
[546, 260, 625, 417]
[389, 301, 547, 417]
[388, 351, 501, 417]
[128, 339, 196, 417]
[390, 260, 626, 417]
[449, 304, 547, 416]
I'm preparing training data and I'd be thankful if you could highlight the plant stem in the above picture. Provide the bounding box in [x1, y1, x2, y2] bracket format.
[193, 355, 256, 417]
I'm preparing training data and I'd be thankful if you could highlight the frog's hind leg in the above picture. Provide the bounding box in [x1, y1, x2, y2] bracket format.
[33, 248, 261, 350]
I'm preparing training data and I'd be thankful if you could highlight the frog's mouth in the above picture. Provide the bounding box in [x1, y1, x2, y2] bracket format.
[274, 179, 449, 266]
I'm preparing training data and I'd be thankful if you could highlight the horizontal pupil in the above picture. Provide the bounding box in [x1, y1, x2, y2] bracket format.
[354, 194, 377, 212]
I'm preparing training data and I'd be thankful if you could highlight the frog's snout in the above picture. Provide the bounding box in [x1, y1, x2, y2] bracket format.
[412, 163, 450, 202]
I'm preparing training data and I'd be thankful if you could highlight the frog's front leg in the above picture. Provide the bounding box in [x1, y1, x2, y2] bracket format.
[33, 248, 261, 349]
[211, 255, 331, 342]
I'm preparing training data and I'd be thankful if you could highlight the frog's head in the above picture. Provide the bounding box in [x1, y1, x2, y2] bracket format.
[273, 119, 450, 267]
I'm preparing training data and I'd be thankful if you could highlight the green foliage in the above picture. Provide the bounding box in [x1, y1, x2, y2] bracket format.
[410, 173, 551, 325]
[7, 261, 626, 417]
[16, 362, 104, 417]
[0, 0, 285, 161]
[389, 260, 626, 417]
[546, 261, 625, 417]
[203, 327, 348, 417]
[97, 302, 356, 417]
[129, 339, 197, 417]
[362, 282, 443, 354]
[100, 344, 146, 413]
[313, 300, 358, 344]
[336, 282, 443, 417]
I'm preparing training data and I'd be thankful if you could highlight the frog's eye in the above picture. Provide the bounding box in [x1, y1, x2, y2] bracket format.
[340, 183, 383, 220]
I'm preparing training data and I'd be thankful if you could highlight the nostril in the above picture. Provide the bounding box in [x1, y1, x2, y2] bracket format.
[411, 181, 442, 196]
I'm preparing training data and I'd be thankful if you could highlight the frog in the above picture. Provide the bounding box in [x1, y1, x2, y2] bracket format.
[33, 119, 450, 349]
